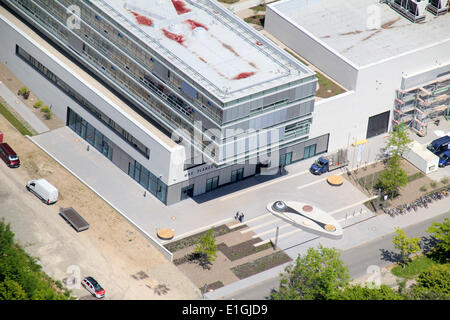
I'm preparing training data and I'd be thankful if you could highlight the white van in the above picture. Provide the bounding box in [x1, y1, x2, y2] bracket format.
[26, 179, 58, 205]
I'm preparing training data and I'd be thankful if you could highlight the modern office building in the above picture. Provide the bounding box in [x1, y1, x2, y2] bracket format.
[266, 0, 450, 150]
[0, 0, 329, 205]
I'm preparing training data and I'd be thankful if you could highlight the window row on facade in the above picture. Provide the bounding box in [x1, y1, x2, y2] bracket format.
[41, 0, 225, 124]
[15, 45, 151, 159]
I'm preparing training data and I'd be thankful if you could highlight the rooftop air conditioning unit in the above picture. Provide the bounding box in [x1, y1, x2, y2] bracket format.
[427, 0, 449, 15]
[387, 0, 427, 22]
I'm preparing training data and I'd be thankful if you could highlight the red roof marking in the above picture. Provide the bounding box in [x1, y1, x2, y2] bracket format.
[162, 28, 185, 45]
[171, 0, 191, 14]
[185, 19, 208, 31]
[130, 11, 152, 26]
[233, 72, 255, 80]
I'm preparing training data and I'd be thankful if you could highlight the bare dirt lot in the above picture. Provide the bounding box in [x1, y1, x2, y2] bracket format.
[0, 113, 201, 299]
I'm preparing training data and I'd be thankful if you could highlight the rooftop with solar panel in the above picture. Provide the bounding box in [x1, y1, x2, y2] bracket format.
[271, 0, 450, 68]
[90, 0, 314, 101]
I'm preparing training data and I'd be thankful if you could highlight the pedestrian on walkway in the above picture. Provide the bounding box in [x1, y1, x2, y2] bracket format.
[235, 211, 240, 220]
[239, 213, 244, 223]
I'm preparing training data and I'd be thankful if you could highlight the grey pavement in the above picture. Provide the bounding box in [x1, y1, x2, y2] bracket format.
[0, 81, 49, 134]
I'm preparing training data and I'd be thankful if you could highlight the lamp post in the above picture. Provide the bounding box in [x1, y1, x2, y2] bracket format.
[274, 226, 279, 250]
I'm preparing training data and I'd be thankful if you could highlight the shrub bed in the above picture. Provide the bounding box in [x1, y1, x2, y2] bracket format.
[164, 224, 246, 253]
[217, 239, 272, 261]
[231, 251, 292, 280]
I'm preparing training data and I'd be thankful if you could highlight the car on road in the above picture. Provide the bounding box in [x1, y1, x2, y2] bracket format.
[82, 276, 105, 298]
[438, 150, 450, 167]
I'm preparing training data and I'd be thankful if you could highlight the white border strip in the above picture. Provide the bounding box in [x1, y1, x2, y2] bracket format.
[26, 135, 174, 262]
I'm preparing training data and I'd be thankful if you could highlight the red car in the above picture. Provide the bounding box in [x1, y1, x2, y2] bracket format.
[82, 277, 105, 298]
[0, 142, 20, 168]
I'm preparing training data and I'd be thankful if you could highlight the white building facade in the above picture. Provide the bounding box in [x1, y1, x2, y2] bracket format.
[266, 0, 450, 152]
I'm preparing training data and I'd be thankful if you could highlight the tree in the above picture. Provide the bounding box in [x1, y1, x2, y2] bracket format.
[426, 218, 450, 263]
[386, 124, 412, 158]
[392, 227, 421, 266]
[377, 125, 411, 198]
[194, 228, 217, 265]
[0, 218, 14, 254]
[270, 245, 350, 300]
[329, 284, 404, 300]
[0, 219, 71, 300]
[407, 264, 450, 300]
[0, 279, 28, 300]
[377, 155, 409, 198]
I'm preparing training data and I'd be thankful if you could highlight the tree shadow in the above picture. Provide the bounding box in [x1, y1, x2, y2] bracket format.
[379, 248, 402, 263]
[187, 252, 212, 270]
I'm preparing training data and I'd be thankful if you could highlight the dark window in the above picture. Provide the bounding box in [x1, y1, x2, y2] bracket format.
[206, 176, 219, 192]
[367, 111, 390, 139]
[231, 168, 244, 183]
[127, 159, 168, 204]
[15, 46, 150, 159]
[180, 185, 194, 200]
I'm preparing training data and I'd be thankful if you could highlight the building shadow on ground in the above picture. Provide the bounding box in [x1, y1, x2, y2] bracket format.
[191, 167, 288, 204]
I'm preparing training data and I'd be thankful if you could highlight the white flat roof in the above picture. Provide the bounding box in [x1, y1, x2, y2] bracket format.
[91, 0, 314, 102]
[271, 0, 450, 67]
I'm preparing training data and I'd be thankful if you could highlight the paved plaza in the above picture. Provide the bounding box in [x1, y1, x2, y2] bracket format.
[29, 127, 388, 251]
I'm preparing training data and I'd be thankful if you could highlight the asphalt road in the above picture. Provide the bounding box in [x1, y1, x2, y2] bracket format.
[228, 211, 450, 300]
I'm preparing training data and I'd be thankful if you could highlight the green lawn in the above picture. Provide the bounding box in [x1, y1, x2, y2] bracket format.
[391, 255, 437, 279]
[244, 15, 265, 27]
[0, 102, 34, 136]
[250, 4, 267, 12]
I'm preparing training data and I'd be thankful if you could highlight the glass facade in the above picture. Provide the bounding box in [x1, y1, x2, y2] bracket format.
[303, 144, 317, 159]
[6, 0, 316, 166]
[231, 168, 244, 183]
[128, 160, 167, 203]
[206, 176, 219, 192]
[68, 108, 112, 160]
[284, 119, 312, 138]
[68, 108, 168, 204]
[15, 45, 150, 159]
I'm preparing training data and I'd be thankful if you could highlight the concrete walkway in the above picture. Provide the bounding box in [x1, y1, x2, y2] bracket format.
[0, 81, 49, 134]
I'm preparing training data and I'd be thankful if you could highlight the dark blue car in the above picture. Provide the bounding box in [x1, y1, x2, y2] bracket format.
[427, 135, 450, 156]
[438, 150, 450, 167]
